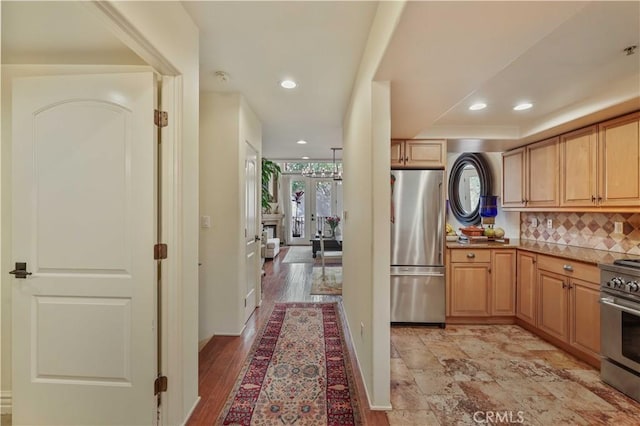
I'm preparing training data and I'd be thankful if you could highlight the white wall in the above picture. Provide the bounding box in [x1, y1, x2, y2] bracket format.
[199, 92, 262, 339]
[0, 1, 200, 423]
[446, 152, 520, 238]
[342, 1, 406, 410]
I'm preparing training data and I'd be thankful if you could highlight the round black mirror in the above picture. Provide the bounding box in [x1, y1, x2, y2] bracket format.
[448, 153, 492, 225]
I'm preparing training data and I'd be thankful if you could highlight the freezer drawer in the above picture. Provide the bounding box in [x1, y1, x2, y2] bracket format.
[390, 266, 445, 323]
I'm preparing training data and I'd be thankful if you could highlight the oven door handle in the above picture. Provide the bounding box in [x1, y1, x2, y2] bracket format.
[600, 297, 640, 316]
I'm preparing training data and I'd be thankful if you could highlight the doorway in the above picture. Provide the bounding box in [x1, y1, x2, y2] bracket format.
[286, 176, 343, 245]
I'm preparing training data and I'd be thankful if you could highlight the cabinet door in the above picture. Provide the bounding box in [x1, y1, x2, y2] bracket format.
[538, 270, 569, 341]
[450, 264, 490, 316]
[404, 139, 446, 168]
[598, 112, 640, 207]
[527, 137, 559, 207]
[570, 278, 600, 358]
[391, 139, 404, 167]
[516, 251, 537, 326]
[502, 148, 526, 207]
[560, 126, 598, 207]
[492, 250, 516, 316]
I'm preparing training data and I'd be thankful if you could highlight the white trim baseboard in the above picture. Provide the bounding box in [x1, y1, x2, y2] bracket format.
[180, 396, 200, 426]
[1, 391, 12, 415]
[340, 305, 392, 412]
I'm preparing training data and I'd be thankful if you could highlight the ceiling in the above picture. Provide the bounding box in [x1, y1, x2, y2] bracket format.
[378, 1, 640, 152]
[182, 1, 378, 160]
[2, 1, 639, 157]
[1, 1, 144, 65]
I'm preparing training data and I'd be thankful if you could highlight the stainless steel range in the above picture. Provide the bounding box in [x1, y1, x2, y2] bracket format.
[600, 259, 640, 402]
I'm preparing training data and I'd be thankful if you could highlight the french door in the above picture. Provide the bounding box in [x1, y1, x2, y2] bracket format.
[287, 177, 343, 245]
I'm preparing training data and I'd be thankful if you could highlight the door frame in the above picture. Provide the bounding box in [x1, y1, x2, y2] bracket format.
[50, 3, 184, 425]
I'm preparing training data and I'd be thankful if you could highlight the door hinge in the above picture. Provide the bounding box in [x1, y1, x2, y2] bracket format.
[154, 375, 168, 395]
[154, 109, 168, 128]
[154, 243, 168, 260]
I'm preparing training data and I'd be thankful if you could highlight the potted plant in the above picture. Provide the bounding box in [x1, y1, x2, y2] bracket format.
[261, 158, 281, 214]
[325, 215, 341, 239]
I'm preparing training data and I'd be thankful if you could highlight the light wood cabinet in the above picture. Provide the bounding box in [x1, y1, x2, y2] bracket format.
[527, 137, 559, 207]
[492, 250, 516, 315]
[570, 278, 601, 359]
[516, 251, 537, 326]
[450, 262, 491, 316]
[502, 148, 526, 207]
[538, 270, 569, 341]
[505, 111, 640, 210]
[598, 112, 640, 207]
[448, 248, 515, 318]
[560, 125, 598, 207]
[391, 139, 446, 169]
[535, 254, 601, 364]
[391, 140, 404, 167]
[502, 137, 559, 208]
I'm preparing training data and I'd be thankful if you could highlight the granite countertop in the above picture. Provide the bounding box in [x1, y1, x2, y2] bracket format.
[446, 238, 640, 265]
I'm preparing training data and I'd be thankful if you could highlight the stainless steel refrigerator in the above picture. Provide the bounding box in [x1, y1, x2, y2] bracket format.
[390, 169, 445, 325]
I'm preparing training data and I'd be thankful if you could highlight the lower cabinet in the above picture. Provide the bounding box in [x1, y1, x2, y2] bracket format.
[516, 251, 537, 326]
[448, 248, 515, 318]
[448, 248, 601, 367]
[534, 254, 601, 366]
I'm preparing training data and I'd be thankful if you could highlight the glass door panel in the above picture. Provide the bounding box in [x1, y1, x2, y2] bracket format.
[289, 178, 308, 244]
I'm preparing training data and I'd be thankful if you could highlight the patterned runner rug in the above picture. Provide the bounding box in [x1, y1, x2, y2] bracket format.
[218, 303, 361, 425]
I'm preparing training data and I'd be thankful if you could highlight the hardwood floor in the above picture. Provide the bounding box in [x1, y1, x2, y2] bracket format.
[187, 247, 389, 425]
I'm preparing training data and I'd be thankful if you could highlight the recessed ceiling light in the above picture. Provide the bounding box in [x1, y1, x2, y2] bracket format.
[280, 80, 297, 89]
[514, 102, 533, 111]
[469, 103, 487, 111]
[301, 156, 309, 160]
[297, 140, 307, 145]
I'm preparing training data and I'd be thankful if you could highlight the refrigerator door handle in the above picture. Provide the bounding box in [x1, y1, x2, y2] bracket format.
[391, 272, 445, 277]
[438, 181, 443, 265]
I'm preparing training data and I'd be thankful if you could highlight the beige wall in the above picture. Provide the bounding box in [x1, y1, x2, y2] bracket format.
[199, 92, 262, 339]
[342, 1, 406, 409]
[0, 1, 200, 423]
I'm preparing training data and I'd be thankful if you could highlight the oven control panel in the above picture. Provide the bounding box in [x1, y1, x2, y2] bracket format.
[604, 277, 640, 293]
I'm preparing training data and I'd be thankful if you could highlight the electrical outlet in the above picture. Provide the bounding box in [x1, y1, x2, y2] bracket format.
[531, 218, 538, 227]
[360, 322, 364, 337]
[614, 222, 623, 234]
[547, 219, 553, 229]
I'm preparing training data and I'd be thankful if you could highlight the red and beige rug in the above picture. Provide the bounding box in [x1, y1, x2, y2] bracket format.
[218, 302, 361, 425]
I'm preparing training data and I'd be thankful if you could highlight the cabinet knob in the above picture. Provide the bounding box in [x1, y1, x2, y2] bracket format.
[563, 264, 574, 272]
[467, 253, 475, 258]
[591, 195, 596, 203]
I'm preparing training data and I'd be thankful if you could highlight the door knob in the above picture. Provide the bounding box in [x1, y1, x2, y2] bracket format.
[9, 262, 32, 279]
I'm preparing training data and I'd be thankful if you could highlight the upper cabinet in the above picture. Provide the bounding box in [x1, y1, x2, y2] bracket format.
[527, 137, 559, 207]
[504, 111, 640, 210]
[560, 125, 598, 207]
[502, 148, 526, 207]
[502, 137, 559, 208]
[598, 112, 640, 207]
[391, 139, 446, 169]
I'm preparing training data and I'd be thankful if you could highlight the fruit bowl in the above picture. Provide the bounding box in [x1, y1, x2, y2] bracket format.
[459, 226, 484, 237]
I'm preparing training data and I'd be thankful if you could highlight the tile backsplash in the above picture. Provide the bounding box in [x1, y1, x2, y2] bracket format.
[520, 212, 640, 255]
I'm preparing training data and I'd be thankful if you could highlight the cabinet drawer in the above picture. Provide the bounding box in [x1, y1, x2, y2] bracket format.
[450, 249, 491, 263]
[537, 254, 599, 283]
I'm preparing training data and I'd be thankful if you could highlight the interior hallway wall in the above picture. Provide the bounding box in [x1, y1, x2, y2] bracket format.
[341, 1, 406, 409]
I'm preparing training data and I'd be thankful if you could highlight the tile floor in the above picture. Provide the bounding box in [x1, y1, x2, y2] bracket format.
[388, 324, 640, 425]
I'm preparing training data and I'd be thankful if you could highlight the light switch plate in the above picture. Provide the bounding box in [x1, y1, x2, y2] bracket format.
[531, 218, 538, 227]
[200, 215, 211, 228]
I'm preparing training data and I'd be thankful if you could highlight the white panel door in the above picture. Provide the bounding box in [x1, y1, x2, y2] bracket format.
[244, 143, 259, 322]
[11, 73, 157, 425]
